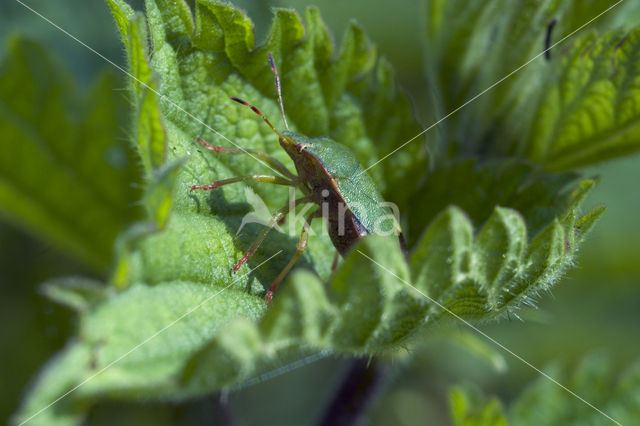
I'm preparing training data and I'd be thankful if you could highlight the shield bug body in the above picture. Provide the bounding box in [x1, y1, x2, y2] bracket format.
[192, 54, 406, 302]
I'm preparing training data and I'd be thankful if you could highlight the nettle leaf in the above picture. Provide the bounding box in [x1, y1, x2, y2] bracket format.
[75, 280, 265, 398]
[449, 385, 506, 426]
[407, 159, 601, 241]
[408, 160, 604, 319]
[425, 0, 640, 169]
[13, 279, 265, 426]
[449, 353, 640, 425]
[0, 36, 141, 269]
[523, 28, 640, 169]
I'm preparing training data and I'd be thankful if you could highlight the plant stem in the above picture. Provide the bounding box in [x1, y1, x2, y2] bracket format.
[317, 357, 384, 426]
[212, 392, 234, 426]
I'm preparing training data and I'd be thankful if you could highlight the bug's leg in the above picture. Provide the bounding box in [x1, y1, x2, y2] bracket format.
[191, 175, 294, 191]
[266, 209, 321, 304]
[331, 250, 340, 272]
[233, 197, 312, 271]
[398, 232, 409, 262]
[196, 137, 297, 179]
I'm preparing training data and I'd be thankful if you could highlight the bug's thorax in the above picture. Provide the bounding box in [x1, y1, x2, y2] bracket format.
[279, 135, 330, 202]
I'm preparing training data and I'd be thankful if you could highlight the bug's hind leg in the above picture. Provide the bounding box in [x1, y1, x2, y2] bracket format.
[266, 209, 321, 304]
[233, 197, 312, 271]
[195, 137, 296, 179]
[191, 175, 294, 191]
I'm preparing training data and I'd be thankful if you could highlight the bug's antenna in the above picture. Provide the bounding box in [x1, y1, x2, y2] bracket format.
[268, 53, 289, 130]
[230, 96, 285, 140]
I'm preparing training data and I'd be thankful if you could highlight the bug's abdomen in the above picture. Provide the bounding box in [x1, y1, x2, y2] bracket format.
[327, 206, 367, 254]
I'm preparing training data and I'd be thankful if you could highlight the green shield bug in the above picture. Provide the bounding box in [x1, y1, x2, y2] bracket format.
[192, 54, 407, 303]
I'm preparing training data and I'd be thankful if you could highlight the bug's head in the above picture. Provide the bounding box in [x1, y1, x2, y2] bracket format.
[280, 130, 309, 152]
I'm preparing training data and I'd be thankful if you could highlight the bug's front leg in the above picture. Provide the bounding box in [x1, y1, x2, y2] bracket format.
[195, 137, 296, 179]
[266, 209, 322, 303]
[190, 175, 295, 191]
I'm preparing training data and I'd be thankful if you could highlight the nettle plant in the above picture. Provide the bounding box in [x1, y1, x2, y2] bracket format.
[4, 0, 640, 424]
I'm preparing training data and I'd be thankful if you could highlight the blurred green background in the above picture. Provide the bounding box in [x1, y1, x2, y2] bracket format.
[1, 0, 639, 424]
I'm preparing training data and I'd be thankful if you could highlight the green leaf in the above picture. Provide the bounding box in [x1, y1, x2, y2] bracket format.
[408, 160, 589, 238]
[142, 157, 187, 229]
[107, 0, 166, 172]
[18, 279, 266, 422]
[0, 36, 141, 269]
[40, 277, 106, 313]
[409, 160, 601, 320]
[449, 385, 507, 426]
[450, 353, 640, 425]
[76, 280, 264, 398]
[425, 0, 640, 169]
[576, 204, 606, 242]
[523, 28, 640, 170]
[473, 207, 528, 310]
[410, 206, 474, 301]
